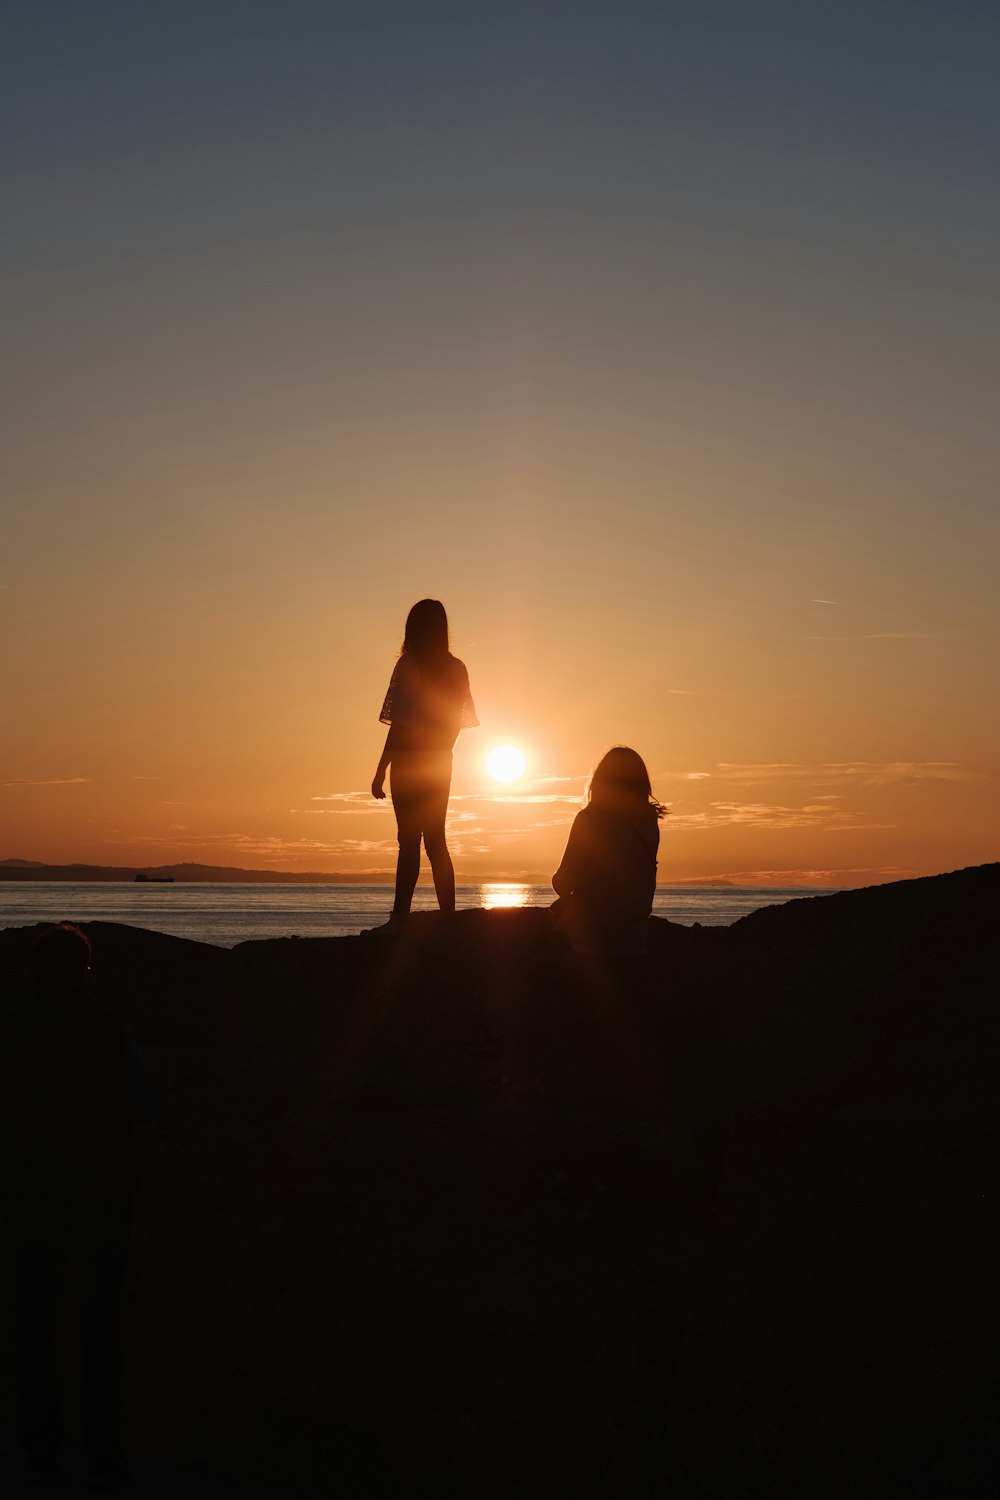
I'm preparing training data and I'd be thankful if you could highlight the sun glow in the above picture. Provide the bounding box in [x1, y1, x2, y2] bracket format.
[486, 744, 527, 784]
[480, 882, 531, 910]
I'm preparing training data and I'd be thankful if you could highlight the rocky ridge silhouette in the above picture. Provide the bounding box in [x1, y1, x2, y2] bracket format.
[0, 864, 995, 1497]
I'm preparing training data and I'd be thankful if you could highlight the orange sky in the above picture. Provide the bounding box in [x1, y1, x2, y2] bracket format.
[3, 4, 998, 887]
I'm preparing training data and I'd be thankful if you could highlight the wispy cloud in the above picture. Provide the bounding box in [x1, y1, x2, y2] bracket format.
[303, 786, 585, 815]
[668, 801, 896, 832]
[716, 763, 809, 772]
[310, 792, 377, 805]
[854, 761, 982, 786]
[328, 839, 397, 855]
[301, 791, 390, 817]
[659, 765, 812, 785]
[804, 631, 946, 641]
[295, 806, 385, 816]
[719, 864, 916, 883]
[709, 803, 835, 830]
[692, 761, 983, 788]
[470, 792, 583, 805]
[653, 769, 712, 782]
[472, 773, 587, 804]
[3, 777, 90, 786]
[107, 830, 398, 862]
[487, 815, 576, 839]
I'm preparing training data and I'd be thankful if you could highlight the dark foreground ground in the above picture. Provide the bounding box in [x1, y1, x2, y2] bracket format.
[0, 865, 997, 1497]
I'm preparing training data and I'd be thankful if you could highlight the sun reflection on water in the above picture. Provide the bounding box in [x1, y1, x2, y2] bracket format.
[479, 883, 532, 910]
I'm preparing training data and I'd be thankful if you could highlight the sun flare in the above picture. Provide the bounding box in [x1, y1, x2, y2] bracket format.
[486, 745, 527, 784]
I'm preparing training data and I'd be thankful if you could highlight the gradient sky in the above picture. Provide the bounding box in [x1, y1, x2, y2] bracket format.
[3, 0, 998, 885]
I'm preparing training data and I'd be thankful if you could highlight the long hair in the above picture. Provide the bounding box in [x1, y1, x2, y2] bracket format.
[401, 599, 450, 663]
[588, 746, 667, 820]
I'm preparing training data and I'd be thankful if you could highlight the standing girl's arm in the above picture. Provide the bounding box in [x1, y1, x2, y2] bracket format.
[371, 723, 406, 799]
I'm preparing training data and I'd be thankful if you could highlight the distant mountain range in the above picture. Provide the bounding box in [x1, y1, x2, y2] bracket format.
[0, 859, 395, 885]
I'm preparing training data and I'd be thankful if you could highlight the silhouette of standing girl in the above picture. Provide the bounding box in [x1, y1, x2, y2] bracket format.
[372, 600, 478, 927]
[552, 746, 666, 954]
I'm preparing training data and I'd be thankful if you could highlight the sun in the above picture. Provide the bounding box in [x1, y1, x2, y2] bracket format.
[486, 744, 527, 784]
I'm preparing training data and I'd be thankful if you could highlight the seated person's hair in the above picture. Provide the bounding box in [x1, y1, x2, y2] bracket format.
[31, 922, 92, 988]
[589, 746, 667, 819]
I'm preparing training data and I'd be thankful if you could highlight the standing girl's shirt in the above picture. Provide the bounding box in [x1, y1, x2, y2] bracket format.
[379, 653, 478, 751]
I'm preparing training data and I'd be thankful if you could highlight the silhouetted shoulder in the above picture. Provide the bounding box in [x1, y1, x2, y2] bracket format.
[448, 654, 479, 728]
[379, 653, 478, 731]
[379, 655, 421, 725]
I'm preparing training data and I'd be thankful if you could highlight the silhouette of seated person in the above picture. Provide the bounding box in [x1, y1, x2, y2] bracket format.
[0, 922, 156, 1487]
[552, 747, 666, 956]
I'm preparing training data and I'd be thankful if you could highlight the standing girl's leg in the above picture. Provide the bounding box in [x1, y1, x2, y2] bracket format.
[421, 770, 455, 914]
[391, 790, 422, 918]
[389, 804, 422, 918]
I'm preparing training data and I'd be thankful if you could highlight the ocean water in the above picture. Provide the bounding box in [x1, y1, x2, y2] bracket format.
[0, 882, 840, 949]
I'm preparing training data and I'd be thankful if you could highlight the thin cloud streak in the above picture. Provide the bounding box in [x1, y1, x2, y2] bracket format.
[472, 793, 582, 805]
[107, 831, 398, 861]
[803, 632, 946, 641]
[856, 761, 983, 786]
[668, 800, 897, 832]
[719, 864, 916, 883]
[294, 807, 385, 816]
[691, 761, 982, 787]
[3, 777, 90, 786]
[310, 792, 377, 805]
[307, 789, 583, 811]
[487, 816, 575, 838]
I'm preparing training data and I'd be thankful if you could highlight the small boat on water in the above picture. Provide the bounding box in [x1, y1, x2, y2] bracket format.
[135, 872, 175, 883]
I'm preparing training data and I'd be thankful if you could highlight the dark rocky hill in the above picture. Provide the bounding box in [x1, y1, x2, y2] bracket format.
[0, 865, 996, 1497]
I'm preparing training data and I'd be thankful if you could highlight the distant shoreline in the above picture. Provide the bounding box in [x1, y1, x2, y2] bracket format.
[0, 862, 398, 885]
[1, 859, 750, 889]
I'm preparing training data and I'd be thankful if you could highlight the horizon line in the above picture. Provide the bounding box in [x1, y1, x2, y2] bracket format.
[0, 854, 933, 890]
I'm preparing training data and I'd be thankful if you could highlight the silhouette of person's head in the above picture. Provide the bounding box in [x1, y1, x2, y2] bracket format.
[589, 747, 666, 820]
[31, 922, 92, 992]
[402, 599, 450, 662]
